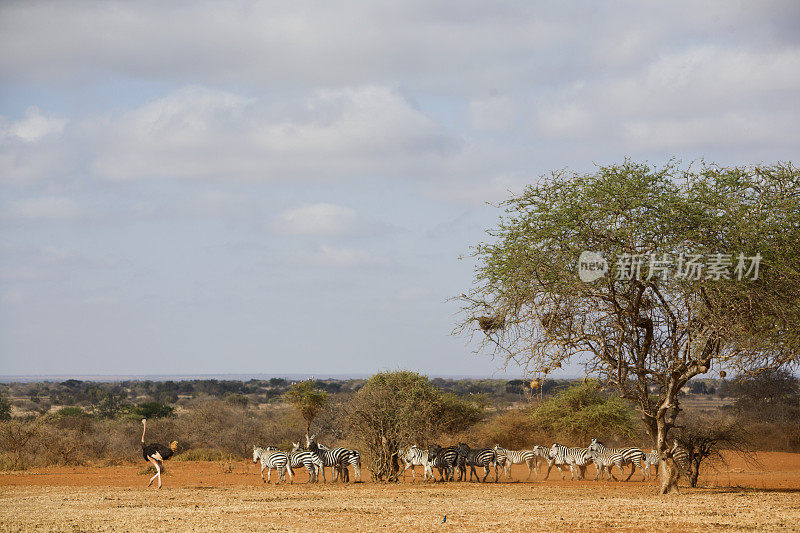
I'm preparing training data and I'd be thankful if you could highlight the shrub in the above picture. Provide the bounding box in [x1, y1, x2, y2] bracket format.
[530, 381, 638, 445]
[132, 402, 175, 419]
[346, 371, 484, 481]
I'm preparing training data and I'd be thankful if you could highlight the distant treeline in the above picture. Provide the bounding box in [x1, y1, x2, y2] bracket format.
[0, 377, 593, 419]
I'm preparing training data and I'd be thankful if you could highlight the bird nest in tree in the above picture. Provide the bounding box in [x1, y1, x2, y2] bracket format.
[477, 315, 505, 333]
[539, 311, 570, 332]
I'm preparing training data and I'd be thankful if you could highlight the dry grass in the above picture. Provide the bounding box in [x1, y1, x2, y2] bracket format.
[1, 483, 798, 532]
[1, 452, 799, 531]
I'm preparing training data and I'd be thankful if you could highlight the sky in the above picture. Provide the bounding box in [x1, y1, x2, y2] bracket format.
[1, 1, 799, 378]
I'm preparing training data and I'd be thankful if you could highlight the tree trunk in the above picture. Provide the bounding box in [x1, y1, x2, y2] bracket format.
[656, 409, 679, 494]
[659, 456, 679, 494]
[690, 462, 699, 488]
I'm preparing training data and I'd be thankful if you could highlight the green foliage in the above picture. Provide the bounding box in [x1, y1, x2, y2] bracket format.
[530, 381, 637, 444]
[224, 393, 249, 408]
[132, 402, 175, 419]
[0, 395, 11, 421]
[54, 406, 89, 418]
[284, 381, 328, 434]
[346, 371, 484, 480]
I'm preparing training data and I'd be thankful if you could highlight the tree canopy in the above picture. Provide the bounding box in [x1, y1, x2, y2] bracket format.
[284, 381, 329, 435]
[530, 381, 638, 444]
[346, 371, 483, 481]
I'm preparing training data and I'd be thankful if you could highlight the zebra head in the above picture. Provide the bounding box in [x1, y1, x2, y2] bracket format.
[252, 445, 263, 463]
[306, 434, 316, 448]
[427, 444, 442, 460]
[291, 442, 302, 452]
[549, 443, 562, 458]
[457, 442, 471, 458]
[588, 438, 603, 452]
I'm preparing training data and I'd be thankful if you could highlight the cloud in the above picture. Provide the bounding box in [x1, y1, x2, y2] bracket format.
[89, 85, 454, 182]
[469, 96, 517, 132]
[0, 106, 66, 143]
[274, 203, 357, 236]
[2, 196, 82, 220]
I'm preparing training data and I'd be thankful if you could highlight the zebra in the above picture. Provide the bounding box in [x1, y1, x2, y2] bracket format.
[642, 449, 659, 480]
[327, 445, 361, 483]
[587, 439, 646, 481]
[427, 444, 459, 482]
[547, 443, 592, 480]
[492, 445, 539, 481]
[670, 440, 690, 474]
[399, 445, 433, 482]
[305, 434, 351, 483]
[456, 443, 498, 483]
[586, 446, 626, 481]
[290, 442, 324, 483]
[252, 445, 293, 484]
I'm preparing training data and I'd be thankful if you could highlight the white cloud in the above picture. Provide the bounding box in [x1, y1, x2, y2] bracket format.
[469, 96, 517, 132]
[89, 85, 453, 181]
[1, 106, 66, 143]
[275, 203, 357, 236]
[537, 103, 592, 138]
[2, 196, 82, 220]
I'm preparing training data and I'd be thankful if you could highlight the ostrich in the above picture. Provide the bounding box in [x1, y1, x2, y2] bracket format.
[140, 418, 178, 489]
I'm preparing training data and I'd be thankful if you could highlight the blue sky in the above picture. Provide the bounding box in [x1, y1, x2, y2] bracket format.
[1, 1, 799, 377]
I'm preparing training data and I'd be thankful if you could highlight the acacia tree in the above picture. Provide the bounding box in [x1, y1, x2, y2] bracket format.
[457, 161, 800, 493]
[346, 371, 482, 481]
[285, 382, 328, 435]
[677, 415, 753, 488]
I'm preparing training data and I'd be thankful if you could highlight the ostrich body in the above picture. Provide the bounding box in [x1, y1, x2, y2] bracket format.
[141, 419, 178, 488]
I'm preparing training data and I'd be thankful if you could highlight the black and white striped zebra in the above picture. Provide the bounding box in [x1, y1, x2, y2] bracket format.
[326, 445, 361, 483]
[586, 446, 626, 481]
[547, 443, 591, 480]
[588, 439, 646, 481]
[290, 442, 324, 483]
[427, 444, 459, 482]
[642, 449, 659, 480]
[400, 445, 433, 482]
[671, 440, 690, 474]
[252, 445, 293, 484]
[305, 434, 351, 483]
[493, 445, 539, 481]
[456, 443, 498, 483]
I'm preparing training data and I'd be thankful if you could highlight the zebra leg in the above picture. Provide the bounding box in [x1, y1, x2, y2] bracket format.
[287, 464, 294, 484]
[260, 462, 266, 483]
[526, 459, 533, 481]
[625, 463, 635, 482]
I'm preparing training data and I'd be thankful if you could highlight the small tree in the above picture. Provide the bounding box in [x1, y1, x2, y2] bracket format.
[133, 402, 175, 419]
[530, 381, 638, 444]
[677, 415, 754, 487]
[0, 395, 12, 421]
[284, 381, 329, 435]
[347, 371, 482, 481]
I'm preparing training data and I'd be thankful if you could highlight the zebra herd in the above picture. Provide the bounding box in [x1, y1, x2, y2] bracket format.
[253, 435, 688, 485]
[252, 434, 361, 485]
[399, 439, 689, 483]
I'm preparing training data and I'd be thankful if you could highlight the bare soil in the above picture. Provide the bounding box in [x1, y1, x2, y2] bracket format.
[1, 452, 799, 531]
